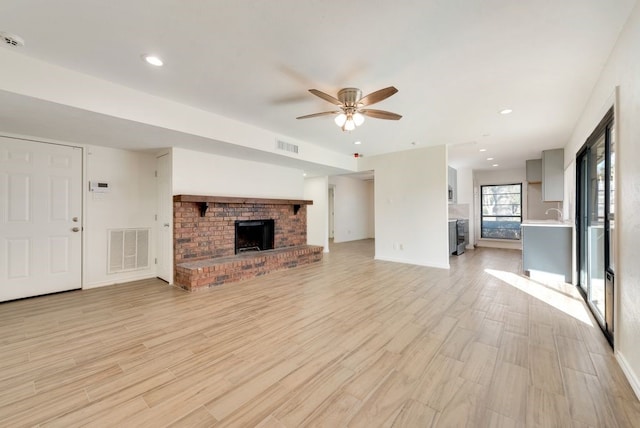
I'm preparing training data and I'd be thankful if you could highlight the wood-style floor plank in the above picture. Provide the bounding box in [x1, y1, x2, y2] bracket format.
[390, 399, 437, 427]
[0, 239, 637, 427]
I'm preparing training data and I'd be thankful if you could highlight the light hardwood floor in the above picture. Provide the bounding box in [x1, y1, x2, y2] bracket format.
[1, 239, 639, 427]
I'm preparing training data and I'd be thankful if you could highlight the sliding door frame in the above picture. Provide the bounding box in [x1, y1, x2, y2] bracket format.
[575, 106, 615, 346]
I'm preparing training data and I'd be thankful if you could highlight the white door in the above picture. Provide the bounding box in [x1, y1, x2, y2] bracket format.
[0, 137, 82, 301]
[156, 152, 172, 283]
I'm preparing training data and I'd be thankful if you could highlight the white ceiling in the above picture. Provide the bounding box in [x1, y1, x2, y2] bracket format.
[0, 0, 636, 172]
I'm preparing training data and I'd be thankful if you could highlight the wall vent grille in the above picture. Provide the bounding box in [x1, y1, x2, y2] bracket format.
[108, 228, 150, 274]
[276, 140, 299, 154]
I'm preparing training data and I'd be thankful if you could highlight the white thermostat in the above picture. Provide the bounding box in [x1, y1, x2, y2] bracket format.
[89, 181, 110, 193]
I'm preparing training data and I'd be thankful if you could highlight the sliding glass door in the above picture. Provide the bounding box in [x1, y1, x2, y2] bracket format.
[576, 108, 615, 345]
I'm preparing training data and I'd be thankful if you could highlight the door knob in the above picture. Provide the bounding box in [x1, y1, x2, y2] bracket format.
[72, 227, 80, 232]
[164, 223, 170, 227]
[72, 217, 79, 222]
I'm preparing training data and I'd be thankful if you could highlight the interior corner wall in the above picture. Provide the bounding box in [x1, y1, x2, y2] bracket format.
[171, 147, 304, 199]
[367, 180, 375, 238]
[564, 2, 640, 398]
[84, 145, 157, 288]
[359, 146, 449, 269]
[304, 176, 329, 251]
[526, 183, 562, 220]
[455, 168, 475, 247]
[328, 175, 373, 243]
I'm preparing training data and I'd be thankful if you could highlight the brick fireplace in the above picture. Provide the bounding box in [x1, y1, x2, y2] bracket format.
[173, 195, 323, 291]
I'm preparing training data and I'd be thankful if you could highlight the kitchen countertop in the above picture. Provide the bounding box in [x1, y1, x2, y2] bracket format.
[521, 219, 573, 227]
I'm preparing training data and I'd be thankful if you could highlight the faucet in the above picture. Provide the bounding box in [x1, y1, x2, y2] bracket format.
[545, 207, 564, 221]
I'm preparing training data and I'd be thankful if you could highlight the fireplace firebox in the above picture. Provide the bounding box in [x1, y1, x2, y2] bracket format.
[234, 219, 275, 254]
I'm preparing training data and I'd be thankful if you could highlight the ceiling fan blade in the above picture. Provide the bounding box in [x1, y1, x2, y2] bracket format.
[296, 111, 341, 120]
[358, 86, 398, 106]
[360, 109, 402, 120]
[308, 89, 342, 106]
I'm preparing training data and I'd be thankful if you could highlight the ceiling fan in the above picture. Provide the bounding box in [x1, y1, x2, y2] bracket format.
[296, 86, 402, 131]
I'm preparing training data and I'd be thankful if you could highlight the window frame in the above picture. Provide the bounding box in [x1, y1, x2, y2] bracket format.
[480, 183, 523, 240]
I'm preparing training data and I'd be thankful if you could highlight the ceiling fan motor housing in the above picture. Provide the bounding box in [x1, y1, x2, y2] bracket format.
[337, 88, 362, 107]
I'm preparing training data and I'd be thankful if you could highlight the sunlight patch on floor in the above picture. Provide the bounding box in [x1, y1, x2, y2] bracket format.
[485, 268, 593, 326]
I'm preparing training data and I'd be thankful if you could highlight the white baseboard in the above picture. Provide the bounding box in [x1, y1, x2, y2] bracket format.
[83, 273, 158, 289]
[616, 350, 640, 400]
[374, 255, 449, 270]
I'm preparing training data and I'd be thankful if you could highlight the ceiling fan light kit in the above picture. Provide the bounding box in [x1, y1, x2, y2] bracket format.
[297, 86, 402, 132]
[343, 119, 355, 131]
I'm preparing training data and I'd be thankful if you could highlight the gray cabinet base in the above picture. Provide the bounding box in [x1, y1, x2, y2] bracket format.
[522, 226, 572, 282]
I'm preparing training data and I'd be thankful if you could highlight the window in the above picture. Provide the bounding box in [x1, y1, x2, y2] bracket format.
[481, 184, 522, 240]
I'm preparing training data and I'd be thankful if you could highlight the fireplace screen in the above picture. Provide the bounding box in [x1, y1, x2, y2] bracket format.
[234, 219, 275, 254]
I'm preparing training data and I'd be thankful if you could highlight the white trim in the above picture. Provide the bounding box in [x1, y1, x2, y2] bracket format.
[615, 350, 640, 401]
[374, 256, 449, 270]
[83, 273, 158, 289]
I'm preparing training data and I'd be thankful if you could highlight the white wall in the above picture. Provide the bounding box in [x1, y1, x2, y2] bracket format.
[304, 176, 329, 251]
[455, 168, 475, 248]
[564, 2, 640, 398]
[84, 145, 157, 288]
[527, 182, 561, 220]
[474, 168, 527, 250]
[0, 48, 357, 174]
[328, 175, 373, 243]
[172, 147, 304, 198]
[360, 146, 449, 269]
[366, 180, 375, 238]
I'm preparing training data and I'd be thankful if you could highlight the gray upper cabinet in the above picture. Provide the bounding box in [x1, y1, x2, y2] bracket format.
[526, 159, 542, 183]
[542, 149, 564, 201]
[448, 166, 457, 204]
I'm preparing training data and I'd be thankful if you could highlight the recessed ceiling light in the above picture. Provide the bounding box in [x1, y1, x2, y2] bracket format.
[141, 54, 163, 66]
[500, 109, 513, 115]
[487, 157, 494, 161]
[479, 148, 487, 152]
[354, 141, 362, 145]
[302, 172, 307, 177]
[492, 163, 499, 167]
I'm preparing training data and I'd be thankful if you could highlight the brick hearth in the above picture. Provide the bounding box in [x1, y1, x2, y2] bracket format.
[172, 195, 322, 290]
[175, 245, 323, 292]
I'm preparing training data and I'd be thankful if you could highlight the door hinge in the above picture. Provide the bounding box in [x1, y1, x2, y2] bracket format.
[155, 214, 158, 221]
[155, 258, 157, 265]
[154, 170, 158, 178]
